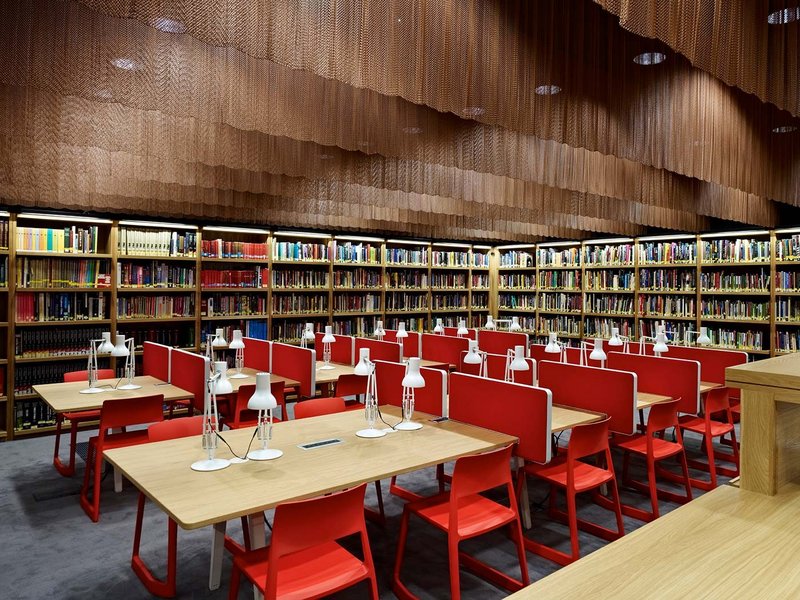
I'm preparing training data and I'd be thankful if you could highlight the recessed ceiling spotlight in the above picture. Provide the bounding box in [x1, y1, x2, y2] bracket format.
[110, 57, 141, 71]
[534, 85, 561, 96]
[773, 125, 798, 133]
[633, 52, 666, 65]
[319, 153, 335, 160]
[402, 126, 422, 134]
[462, 106, 485, 117]
[152, 17, 186, 34]
[768, 7, 800, 24]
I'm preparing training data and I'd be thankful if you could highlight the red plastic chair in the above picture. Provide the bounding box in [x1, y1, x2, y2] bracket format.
[333, 373, 367, 407]
[613, 399, 693, 521]
[227, 484, 379, 600]
[393, 445, 528, 600]
[226, 382, 285, 429]
[521, 418, 625, 565]
[80, 395, 165, 522]
[678, 387, 740, 490]
[53, 369, 115, 476]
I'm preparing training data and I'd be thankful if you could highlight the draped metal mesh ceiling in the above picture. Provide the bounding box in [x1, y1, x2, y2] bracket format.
[0, 0, 798, 241]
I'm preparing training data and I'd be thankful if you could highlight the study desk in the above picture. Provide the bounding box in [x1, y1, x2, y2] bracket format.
[104, 406, 517, 590]
[223, 368, 300, 392]
[510, 483, 800, 598]
[636, 391, 672, 410]
[700, 380, 722, 394]
[551, 405, 604, 432]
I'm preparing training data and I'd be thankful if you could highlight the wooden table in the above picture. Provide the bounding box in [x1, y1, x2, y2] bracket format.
[225, 368, 300, 392]
[510, 482, 800, 598]
[313, 359, 451, 386]
[636, 391, 672, 410]
[727, 352, 800, 495]
[104, 406, 517, 590]
[700, 380, 722, 394]
[551, 405, 604, 432]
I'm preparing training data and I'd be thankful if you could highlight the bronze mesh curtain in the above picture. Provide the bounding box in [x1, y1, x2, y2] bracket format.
[0, 0, 795, 239]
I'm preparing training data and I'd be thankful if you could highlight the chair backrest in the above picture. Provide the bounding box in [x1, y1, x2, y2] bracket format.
[64, 369, 115, 383]
[294, 397, 346, 419]
[646, 398, 680, 434]
[142, 341, 171, 381]
[450, 445, 515, 500]
[334, 373, 368, 398]
[148, 415, 204, 442]
[99, 395, 165, 433]
[567, 417, 611, 462]
[314, 332, 354, 365]
[704, 386, 731, 416]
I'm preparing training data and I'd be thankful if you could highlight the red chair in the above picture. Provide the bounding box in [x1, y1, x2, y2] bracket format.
[678, 387, 740, 490]
[53, 369, 116, 476]
[521, 418, 625, 565]
[393, 446, 528, 600]
[612, 399, 693, 521]
[333, 373, 367, 407]
[80, 395, 165, 522]
[227, 484, 379, 600]
[226, 382, 285, 429]
[292, 396, 385, 522]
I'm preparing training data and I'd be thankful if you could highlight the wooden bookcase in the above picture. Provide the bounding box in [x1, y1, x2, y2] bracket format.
[497, 244, 537, 334]
[469, 246, 492, 328]
[331, 236, 384, 337]
[535, 242, 582, 342]
[582, 238, 636, 340]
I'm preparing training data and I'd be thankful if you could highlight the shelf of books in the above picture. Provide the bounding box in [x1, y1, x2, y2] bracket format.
[536, 242, 582, 341]
[582, 238, 635, 340]
[0, 211, 8, 439]
[470, 246, 491, 328]
[331, 236, 384, 336]
[773, 229, 800, 354]
[385, 239, 431, 331]
[430, 243, 470, 327]
[497, 245, 537, 333]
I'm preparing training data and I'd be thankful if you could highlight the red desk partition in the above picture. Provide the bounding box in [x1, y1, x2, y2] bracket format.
[421, 333, 469, 368]
[383, 329, 421, 359]
[607, 352, 701, 415]
[142, 341, 171, 382]
[657, 345, 747, 386]
[529, 343, 603, 368]
[272, 342, 316, 398]
[449, 373, 552, 464]
[477, 330, 529, 356]
[374, 360, 447, 417]
[171, 348, 208, 414]
[243, 337, 271, 372]
[538, 361, 636, 435]
[443, 326, 477, 340]
[459, 351, 536, 385]
[314, 332, 355, 365]
[354, 338, 402, 363]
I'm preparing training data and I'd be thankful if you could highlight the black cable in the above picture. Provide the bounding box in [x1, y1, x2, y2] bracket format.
[375, 405, 399, 431]
[214, 427, 258, 461]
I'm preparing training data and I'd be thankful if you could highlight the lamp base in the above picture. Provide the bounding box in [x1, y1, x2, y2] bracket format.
[190, 458, 231, 472]
[229, 457, 248, 464]
[117, 383, 142, 390]
[79, 387, 106, 394]
[247, 448, 283, 461]
[395, 421, 423, 431]
[356, 428, 387, 438]
[318, 364, 335, 371]
[229, 373, 249, 379]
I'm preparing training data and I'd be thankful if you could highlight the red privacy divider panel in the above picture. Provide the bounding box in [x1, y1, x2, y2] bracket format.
[538, 360, 636, 435]
[529, 343, 603, 368]
[421, 333, 469, 368]
[383, 329, 421, 358]
[171, 348, 209, 414]
[477, 330, 529, 356]
[354, 338, 402, 363]
[658, 346, 747, 386]
[142, 341, 171, 382]
[314, 332, 355, 365]
[449, 373, 552, 464]
[272, 343, 316, 398]
[458, 352, 536, 385]
[374, 360, 448, 417]
[607, 352, 701, 415]
[442, 326, 477, 340]
[243, 337, 271, 372]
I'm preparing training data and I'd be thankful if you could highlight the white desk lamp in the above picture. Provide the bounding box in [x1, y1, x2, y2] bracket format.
[505, 345, 529, 382]
[374, 320, 386, 341]
[112, 334, 141, 390]
[80, 332, 115, 394]
[206, 328, 227, 362]
[639, 331, 670, 356]
[396, 322, 408, 339]
[509, 316, 522, 332]
[545, 332, 567, 363]
[228, 330, 247, 379]
[355, 349, 386, 438]
[608, 327, 630, 353]
[396, 357, 425, 431]
[463, 339, 488, 377]
[456, 319, 469, 338]
[246, 372, 283, 461]
[580, 338, 608, 368]
[320, 326, 336, 370]
[682, 327, 712, 346]
[433, 318, 444, 334]
[300, 322, 315, 348]
[485, 315, 496, 330]
[191, 368, 231, 472]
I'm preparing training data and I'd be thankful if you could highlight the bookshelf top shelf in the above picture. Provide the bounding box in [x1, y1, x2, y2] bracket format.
[18, 287, 112, 292]
[332, 261, 382, 268]
[200, 257, 268, 264]
[117, 317, 196, 324]
[16, 319, 112, 327]
[118, 254, 197, 262]
[638, 262, 697, 268]
[536, 264, 580, 270]
[583, 264, 635, 270]
[16, 251, 113, 259]
[201, 287, 269, 292]
[700, 261, 771, 267]
[117, 287, 195, 293]
[699, 290, 771, 296]
[498, 266, 536, 271]
[272, 259, 330, 265]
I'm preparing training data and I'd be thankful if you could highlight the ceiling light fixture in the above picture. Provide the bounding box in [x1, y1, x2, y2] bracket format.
[535, 85, 561, 96]
[110, 57, 141, 71]
[319, 154, 334, 160]
[768, 7, 800, 24]
[151, 17, 186, 33]
[402, 126, 422, 135]
[773, 125, 798, 133]
[633, 52, 666, 66]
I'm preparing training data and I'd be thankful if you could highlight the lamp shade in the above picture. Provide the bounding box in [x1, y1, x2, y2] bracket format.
[589, 338, 607, 362]
[303, 323, 315, 341]
[433, 319, 444, 334]
[509, 316, 522, 332]
[213, 361, 233, 394]
[374, 320, 385, 337]
[545, 332, 561, 354]
[354, 348, 372, 375]
[608, 327, 623, 347]
[697, 326, 711, 345]
[457, 320, 469, 337]
[463, 339, 483, 364]
[510, 345, 529, 371]
[402, 357, 425, 388]
[247, 372, 277, 410]
[228, 329, 245, 350]
[485, 315, 496, 330]
[321, 325, 336, 344]
[111, 334, 130, 357]
[396, 322, 408, 338]
[97, 332, 114, 354]
[654, 331, 669, 354]
[212, 328, 227, 347]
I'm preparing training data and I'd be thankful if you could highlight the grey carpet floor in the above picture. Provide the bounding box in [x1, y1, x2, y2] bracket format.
[0, 421, 734, 599]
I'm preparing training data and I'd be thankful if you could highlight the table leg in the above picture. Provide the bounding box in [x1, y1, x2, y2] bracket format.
[209, 521, 227, 590]
[248, 513, 267, 600]
[515, 458, 532, 530]
[113, 468, 123, 493]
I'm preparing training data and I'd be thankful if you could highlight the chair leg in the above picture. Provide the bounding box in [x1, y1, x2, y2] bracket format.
[392, 508, 415, 600]
[131, 492, 178, 597]
[646, 455, 660, 519]
[447, 534, 462, 600]
[227, 562, 241, 600]
[567, 490, 580, 562]
[512, 518, 530, 586]
[80, 441, 101, 522]
[608, 478, 625, 537]
[52, 414, 75, 477]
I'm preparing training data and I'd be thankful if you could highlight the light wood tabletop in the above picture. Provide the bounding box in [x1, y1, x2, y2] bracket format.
[551, 405, 604, 432]
[510, 482, 800, 598]
[104, 405, 517, 530]
[34, 376, 193, 413]
[636, 391, 672, 410]
[700, 380, 722, 394]
[225, 368, 300, 392]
